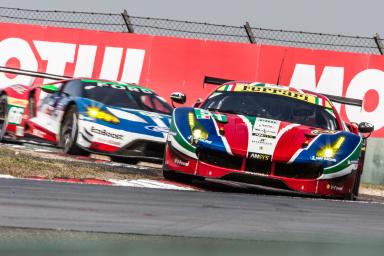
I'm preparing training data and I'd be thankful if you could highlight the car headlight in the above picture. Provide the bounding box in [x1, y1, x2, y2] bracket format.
[188, 112, 208, 144]
[87, 107, 120, 124]
[316, 136, 345, 159]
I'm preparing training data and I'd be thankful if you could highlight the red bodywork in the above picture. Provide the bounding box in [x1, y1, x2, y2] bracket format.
[164, 83, 365, 199]
[1, 83, 58, 142]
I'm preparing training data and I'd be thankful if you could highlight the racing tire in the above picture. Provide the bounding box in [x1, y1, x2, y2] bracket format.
[163, 169, 203, 183]
[351, 171, 362, 201]
[0, 94, 8, 141]
[60, 105, 86, 155]
[344, 172, 361, 201]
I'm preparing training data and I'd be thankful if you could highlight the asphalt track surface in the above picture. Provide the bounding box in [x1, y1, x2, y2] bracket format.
[0, 178, 384, 243]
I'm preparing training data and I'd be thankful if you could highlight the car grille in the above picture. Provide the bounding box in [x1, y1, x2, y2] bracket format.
[198, 149, 242, 170]
[245, 159, 272, 175]
[274, 162, 323, 179]
[198, 148, 323, 179]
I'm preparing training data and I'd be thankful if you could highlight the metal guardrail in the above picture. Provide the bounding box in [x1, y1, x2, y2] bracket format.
[0, 6, 382, 55]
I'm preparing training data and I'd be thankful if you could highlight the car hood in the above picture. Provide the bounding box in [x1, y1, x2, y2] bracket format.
[77, 98, 171, 138]
[171, 107, 361, 168]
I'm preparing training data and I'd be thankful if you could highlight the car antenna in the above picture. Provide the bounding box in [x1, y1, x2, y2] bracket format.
[276, 49, 287, 86]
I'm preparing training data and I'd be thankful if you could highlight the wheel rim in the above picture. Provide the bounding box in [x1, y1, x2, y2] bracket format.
[62, 113, 77, 150]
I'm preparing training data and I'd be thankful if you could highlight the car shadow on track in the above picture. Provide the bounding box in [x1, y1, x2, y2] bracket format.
[186, 178, 323, 199]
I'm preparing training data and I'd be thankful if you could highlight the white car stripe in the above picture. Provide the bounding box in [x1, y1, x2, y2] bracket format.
[107, 107, 147, 123]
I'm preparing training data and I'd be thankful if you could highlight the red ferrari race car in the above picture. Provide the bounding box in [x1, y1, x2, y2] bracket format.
[163, 77, 374, 199]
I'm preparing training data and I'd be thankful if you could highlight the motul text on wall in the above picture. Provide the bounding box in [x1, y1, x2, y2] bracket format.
[0, 22, 382, 136]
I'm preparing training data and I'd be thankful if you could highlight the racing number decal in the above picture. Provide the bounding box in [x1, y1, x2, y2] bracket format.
[8, 106, 24, 125]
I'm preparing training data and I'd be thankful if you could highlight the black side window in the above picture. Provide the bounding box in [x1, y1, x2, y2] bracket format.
[62, 80, 83, 97]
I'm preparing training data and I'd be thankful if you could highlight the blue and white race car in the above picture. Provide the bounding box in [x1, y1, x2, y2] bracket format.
[0, 78, 172, 162]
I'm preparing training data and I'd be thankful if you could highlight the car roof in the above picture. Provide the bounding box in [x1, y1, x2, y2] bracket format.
[79, 78, 154, 92]
[216, 81, 334, 109]
[43, 78, 154, 92]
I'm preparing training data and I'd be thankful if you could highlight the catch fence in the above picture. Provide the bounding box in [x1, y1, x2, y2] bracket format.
[0, 6, 382, 54]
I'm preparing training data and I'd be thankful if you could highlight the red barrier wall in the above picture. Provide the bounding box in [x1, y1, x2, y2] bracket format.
[0, 22, 383, 137]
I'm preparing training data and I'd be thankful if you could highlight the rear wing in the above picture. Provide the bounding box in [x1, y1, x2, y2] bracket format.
[0, 66, 71, 81]
[203, 76, 363, 107]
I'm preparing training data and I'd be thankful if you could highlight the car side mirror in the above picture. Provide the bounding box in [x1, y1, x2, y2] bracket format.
[170, 92, 186, 107]
[41, 84, 59, 94]
[358, 122, 374, 134]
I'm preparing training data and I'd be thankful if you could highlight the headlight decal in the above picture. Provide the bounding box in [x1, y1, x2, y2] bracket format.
[292, 132, 362, 171]
[188, 112, 208, 144]
[319, 137, 363, 179]
[86, 107, 120, 124]
[316, 136, 345, 159]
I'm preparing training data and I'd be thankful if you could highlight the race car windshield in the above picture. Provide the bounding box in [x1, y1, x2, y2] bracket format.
[201, 92, 339, 130]
[82, 82, 173, 115]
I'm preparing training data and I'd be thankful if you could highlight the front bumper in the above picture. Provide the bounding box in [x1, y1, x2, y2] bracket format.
[164, 143, 357, 198]
[84, 139, 165, 161]
[77, 120, 166, 161]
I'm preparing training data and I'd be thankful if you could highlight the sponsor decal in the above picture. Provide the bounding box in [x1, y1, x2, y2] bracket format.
[83, 82, 153, 94]
[326, 183, 344, 192]
[248, 152, 271, 161]
[311, 129, 338, 135]
[145, 125, 169, 133]
[91, 126, 123, 140]
[11, 85, 28, 94]
[311, 156, 337, 162]
[187, 135, 212, 144]
[127, 87, 152, 94]
[251, 138, 274, 147]
[217, 84, 332, 109]
[248, 118, 280, 156]
[7, 105, 24, 125]
[174, 157, 189, 167]
[194, 109, 211, 119]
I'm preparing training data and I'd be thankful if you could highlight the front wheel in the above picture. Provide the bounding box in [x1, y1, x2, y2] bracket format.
[344, 172, 362, 201]
[351, 171, 362, 201]
[59, 105, 86, 155]
[0, 95, 8, 141]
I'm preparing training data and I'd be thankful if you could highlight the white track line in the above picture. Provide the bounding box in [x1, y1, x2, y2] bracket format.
[108, 179, 195, 191]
